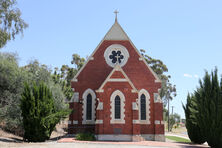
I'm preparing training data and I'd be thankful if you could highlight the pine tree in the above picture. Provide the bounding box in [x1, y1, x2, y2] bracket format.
[21, 82, 71, 142]
[194, 69, 222, 147]
[184, 68, 222, 147]
[183, 94, 205, 144]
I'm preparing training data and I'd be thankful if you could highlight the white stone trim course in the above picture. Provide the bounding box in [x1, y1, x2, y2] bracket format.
[154, 89, 162, 103]
[96, 134, 165, 142]
[155, 120, 160, 124]
[133, 120, 140, 124]
[95, 120, 103, 124]
[97, 134, 132, 141]
[132, 102, 138, 110]
[73, 120, 78, 124]
[108, 78, 127, 82]
[72, 92, 79, 102]
[96, 102, 103, 110]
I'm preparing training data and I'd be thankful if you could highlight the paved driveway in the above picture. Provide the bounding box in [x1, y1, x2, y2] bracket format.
[0, 142, 169, 148]
[0, 137, 209, 148]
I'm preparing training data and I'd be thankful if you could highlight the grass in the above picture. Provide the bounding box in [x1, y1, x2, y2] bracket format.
[165, 136, 191, 143]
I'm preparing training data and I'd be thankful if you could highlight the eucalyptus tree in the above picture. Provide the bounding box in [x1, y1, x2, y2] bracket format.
[0, 0, 28, 48]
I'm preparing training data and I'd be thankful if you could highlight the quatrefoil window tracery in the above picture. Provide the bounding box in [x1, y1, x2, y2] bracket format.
[104, 44, 129, 67]
[109, 50, 124, 64]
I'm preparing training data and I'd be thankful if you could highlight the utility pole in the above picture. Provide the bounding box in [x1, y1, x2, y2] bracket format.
[167, 93, 170, 132]
[171, 106, 174, 115]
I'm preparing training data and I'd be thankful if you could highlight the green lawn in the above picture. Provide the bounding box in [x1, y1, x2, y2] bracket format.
[165, 136, 191, 143]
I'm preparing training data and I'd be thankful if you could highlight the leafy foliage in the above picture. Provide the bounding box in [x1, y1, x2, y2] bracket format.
[23, 60, 68, 111]
[71, 53, 85, 70]
[52, 53, 85, 101]
[168, 113, 181, 131]
[76, 133, 96, 141]
[140, 49, 176, 106]
[0, 53, 69, 136]
[0, 0, 28, 48]
[0, 52, 25, 134]
[21, 82, 71, 142]
[183, 94, 205, 144]
[184, 68, 222, 147]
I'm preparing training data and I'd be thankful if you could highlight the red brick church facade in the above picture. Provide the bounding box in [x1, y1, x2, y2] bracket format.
[68, 18, 165, 141]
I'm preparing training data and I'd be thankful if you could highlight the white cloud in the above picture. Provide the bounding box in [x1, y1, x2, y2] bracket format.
[194, 74, 199, 78]
[183, 73, 192, 78]
[183, 74, 199, 79]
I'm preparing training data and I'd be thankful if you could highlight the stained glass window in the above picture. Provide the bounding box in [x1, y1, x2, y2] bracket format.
[86, 94, 92, 120]
[141, 94, 146, 120]
[109, 50, 124, 64]
[115, 95, 121, 119]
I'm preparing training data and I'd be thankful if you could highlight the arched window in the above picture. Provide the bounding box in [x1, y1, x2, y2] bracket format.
[115, 95, 121, 119]
[140, 94, 146, 120]
[86, 94, 92, 120]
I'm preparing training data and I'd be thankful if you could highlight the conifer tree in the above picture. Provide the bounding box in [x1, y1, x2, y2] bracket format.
[184, 68, 222, 147]
[183, 94, 205, 144]
[21, 82, 71, 142]
[194, 69, 222, 147]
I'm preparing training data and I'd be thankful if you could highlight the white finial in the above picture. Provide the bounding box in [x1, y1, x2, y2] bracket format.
[114, 10, 119, 22]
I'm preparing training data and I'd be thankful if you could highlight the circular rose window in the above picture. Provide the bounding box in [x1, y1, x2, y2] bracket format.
[104, 44, 129, 67]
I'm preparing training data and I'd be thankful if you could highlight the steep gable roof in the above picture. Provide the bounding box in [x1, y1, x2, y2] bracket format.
[72, 20, 161, 83]
[104, 21, 129, 40]
[96, 64, 138, 93]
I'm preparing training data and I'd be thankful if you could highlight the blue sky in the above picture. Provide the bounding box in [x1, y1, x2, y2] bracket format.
[3, 0, 222, 118]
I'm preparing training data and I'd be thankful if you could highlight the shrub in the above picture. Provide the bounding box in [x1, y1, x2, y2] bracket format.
[183, 94, 205, 144]
[184, 68, 222, 147]
[194, 69, 222, 147]
[21, 82, 71, 142]
[76, 133, 96, 141]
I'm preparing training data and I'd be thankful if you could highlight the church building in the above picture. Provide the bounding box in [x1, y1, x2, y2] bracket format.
[68, 14, 165, 141]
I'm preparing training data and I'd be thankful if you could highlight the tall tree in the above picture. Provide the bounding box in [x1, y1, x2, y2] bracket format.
[52, 53, 85, 101]
[140, 49, 176, 105]
[183, 94, 205, 144]
[194, 69, 222, 147]
[0, 0, 28, 48]
[0, 52, 25, 134]
[71, 53, 85, 70]
[184, 68, 222, 147]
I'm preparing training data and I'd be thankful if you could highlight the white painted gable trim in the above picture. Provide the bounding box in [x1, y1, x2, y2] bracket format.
[108, 78, 127, 82]
[103, 21, 129, 40]
[82, 88, 96, 124]
[96, 64, 138, 93]
[71, 21, 161, 83]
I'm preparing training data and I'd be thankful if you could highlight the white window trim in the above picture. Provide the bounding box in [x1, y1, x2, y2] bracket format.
[138, 89, 150, 124]
[82, 88, 96, 124]
[110, 90, 125, 124]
